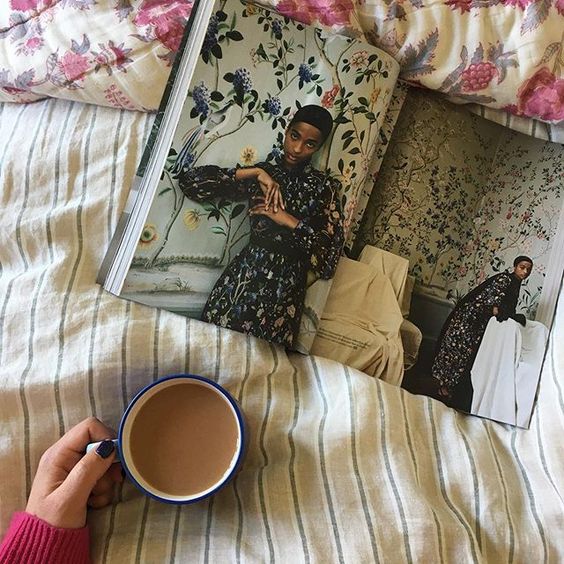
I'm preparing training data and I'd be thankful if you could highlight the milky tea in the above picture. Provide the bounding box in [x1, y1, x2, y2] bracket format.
[127, 380, 240, 498]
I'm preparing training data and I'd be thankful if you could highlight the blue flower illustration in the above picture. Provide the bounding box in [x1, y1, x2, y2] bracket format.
[271, 19, 283, 39]
[192, 82, 211, 117]
[202, 15, 219, 57]
[233, 68, 253, 94]
[298, 63, 313, 83]
[263, 96, 281, 116]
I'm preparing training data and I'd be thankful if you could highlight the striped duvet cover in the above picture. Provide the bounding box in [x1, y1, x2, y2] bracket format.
[0, 98, 562, 563]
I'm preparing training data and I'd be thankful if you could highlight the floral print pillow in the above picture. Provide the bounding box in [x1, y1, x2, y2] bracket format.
[1, 0, 562, 123]
[262, 0, 564, 124]
[0, 0, 192, 110]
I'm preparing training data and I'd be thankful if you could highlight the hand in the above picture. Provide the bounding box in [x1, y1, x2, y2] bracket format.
[256, 169, 285, 212]
[26, 417, 123, 529]
[437, 385, 451, 399]
[513, 313, 527, 326]
[250, 198, 298, 229]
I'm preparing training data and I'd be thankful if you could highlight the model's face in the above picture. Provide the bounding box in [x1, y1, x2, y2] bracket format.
[282, 122, 323, 168]
[514, 261, 533, 280]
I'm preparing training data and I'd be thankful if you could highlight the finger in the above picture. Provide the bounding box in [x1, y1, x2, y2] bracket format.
[270, 184, 277, 205]
[266, 186, 275, 210]
[277, 189, 285, 210]
[91, 473, 117, 496]
[55, 439, 117, 508]
[107, 463, 124, 484]
[249, 205, 267, 216]
[87, 490, 115, 509]
[55, 417, 117, 456]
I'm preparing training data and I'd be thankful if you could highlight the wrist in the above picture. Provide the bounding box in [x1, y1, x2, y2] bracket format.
[235, 167, 261, 181]
[285, 215, 299, 230]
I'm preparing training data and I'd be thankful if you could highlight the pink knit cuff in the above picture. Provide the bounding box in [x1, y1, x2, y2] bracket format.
[0, 512, 90, 564]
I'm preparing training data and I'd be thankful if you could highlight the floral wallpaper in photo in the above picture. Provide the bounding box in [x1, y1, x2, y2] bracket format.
[133, 0, 399, 270]
[454, 131, 564, 317]
[354, 88, 501, 289]
[355, 88, 564, 318]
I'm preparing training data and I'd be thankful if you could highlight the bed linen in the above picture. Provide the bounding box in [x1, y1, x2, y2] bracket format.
[1, 0, 563, 130]
[0, 98, 563, 563]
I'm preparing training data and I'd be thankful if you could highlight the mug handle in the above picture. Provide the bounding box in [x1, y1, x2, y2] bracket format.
[85, 439, 121, 464]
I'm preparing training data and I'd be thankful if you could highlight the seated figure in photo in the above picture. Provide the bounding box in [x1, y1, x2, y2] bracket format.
[431, 255, 533, 412]
[178, 105, 344, 347]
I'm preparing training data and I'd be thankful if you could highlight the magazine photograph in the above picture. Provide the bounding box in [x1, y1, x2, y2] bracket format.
[110, 0, 399, 352]
[350, 88, 563, 427]
[96, 0, 564, 428]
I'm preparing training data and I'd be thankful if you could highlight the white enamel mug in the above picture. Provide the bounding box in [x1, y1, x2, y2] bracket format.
[87, 374, 247, 504]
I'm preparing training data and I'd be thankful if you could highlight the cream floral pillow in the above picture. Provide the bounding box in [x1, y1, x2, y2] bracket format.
[262, 0, 564, 124]
[0, 0, 192, 110]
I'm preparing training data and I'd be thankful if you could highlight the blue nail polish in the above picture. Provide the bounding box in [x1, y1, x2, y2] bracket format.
[95, 439, 115, 459]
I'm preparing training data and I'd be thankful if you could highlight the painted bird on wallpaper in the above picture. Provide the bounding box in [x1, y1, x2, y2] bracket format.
[171, 101, 235, 176]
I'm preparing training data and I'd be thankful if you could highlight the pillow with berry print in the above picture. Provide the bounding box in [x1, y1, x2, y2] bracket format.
[0, 0, 192, 111]
[261, 0, 564, 125]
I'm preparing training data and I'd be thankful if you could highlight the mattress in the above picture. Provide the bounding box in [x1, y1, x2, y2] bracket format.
[0, 98, 562, 562]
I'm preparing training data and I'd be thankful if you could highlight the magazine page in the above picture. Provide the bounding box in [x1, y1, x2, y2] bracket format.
[120, 0, 399, 352]
[351, 87, 564, 427]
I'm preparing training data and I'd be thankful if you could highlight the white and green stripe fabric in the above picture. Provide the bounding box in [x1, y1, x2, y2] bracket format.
[0, 98, 562, 563]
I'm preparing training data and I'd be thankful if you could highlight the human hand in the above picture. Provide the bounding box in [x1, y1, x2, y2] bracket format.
[250, 198, 298, 229]
[513, 313, 527, 326]
[256, 169, 284, 212]
[26, 417, 123, 529]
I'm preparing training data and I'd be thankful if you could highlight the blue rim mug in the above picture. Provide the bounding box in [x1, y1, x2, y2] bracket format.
[87, 374, 247, 504]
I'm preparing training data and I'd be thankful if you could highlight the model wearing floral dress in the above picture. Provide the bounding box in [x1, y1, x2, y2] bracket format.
[432, 258, 532, 411]
[179, 157, 344, 347]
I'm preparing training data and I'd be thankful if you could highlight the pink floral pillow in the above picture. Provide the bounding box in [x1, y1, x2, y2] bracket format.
[262, 0, 564, 124]
[0, 0, 192, 110]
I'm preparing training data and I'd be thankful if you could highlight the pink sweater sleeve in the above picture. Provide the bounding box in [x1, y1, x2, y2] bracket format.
[0, 512, 90, 564]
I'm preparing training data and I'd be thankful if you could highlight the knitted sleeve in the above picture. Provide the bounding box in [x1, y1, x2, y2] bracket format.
[0, 512, 90, 564]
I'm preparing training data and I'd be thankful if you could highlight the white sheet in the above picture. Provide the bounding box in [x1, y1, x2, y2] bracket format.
[471, 318, 548, 427]
[0, 98, 563, 563]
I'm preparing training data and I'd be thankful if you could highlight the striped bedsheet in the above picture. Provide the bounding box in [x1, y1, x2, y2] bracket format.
[0, 98, 562, 563]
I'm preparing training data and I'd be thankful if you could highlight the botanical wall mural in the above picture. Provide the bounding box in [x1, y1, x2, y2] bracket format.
[454, 131, 563, 317]
[122, 0, 399, 350]
[354, 89, 501, 287]
[356, 88, 564, 317]
[130, 0, 398, 273]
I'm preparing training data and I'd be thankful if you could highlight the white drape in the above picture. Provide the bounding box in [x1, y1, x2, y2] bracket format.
[471, 318, 548, 427]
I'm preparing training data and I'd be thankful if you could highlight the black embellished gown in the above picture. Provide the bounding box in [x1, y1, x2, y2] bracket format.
[178, 158, 344, 347]
[431, 271, 522, 411]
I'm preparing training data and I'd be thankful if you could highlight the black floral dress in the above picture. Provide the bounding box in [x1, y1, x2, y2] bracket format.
[431, 271, 522, 411]
[178, 158, 344, 347]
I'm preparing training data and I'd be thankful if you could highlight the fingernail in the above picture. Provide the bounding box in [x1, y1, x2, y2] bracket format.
[95, 439, 115, 459]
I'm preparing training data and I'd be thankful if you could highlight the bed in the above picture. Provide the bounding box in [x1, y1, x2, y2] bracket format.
[1, 1, 563, 562]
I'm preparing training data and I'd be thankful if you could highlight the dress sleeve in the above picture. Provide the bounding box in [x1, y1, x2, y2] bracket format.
[177, 165, 253, 202]
[473, 274, 514, 315]
[292, 175, 344, 280]
[0, 512, 90, 564]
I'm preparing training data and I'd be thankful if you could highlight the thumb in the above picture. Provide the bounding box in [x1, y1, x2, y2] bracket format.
[56, 440, 117, 506]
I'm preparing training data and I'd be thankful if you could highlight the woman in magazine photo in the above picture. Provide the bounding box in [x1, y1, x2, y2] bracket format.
[431, 255, 533, 412]
[178, 104, 345, 347]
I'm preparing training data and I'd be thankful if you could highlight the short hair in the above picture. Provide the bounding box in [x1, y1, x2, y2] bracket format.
[289, 104, 334, 142]
[513, 255, 533, 267]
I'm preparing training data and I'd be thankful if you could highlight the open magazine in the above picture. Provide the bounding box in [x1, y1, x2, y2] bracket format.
[98, 0, 564, 428]
[98, 0, 400, 353]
